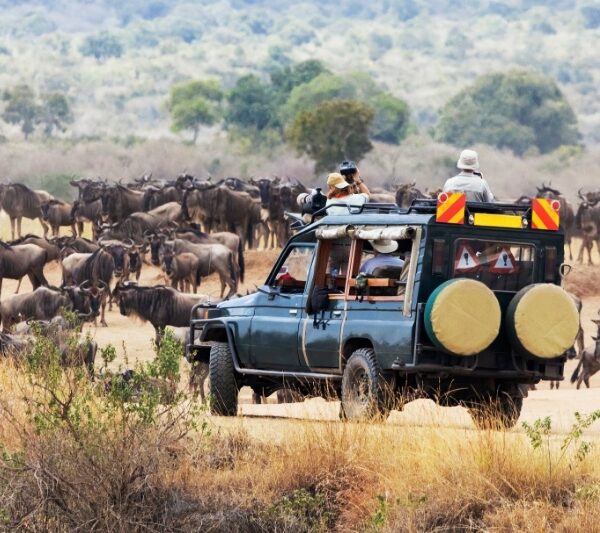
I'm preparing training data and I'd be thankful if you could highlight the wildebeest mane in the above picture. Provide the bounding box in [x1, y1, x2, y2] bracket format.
[0, 241, 13, 250]
[175, 226, 209, 239]
[77, 249, 114, 285]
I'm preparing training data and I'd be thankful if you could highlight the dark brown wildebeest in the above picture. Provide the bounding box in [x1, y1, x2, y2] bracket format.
[54, 235, 99, 254]
[146, 201, 184, 225]
[40, 199, 76, 237]
[165, 239, 237, 298]
[171, 227, 245, 283]
[71, 199, 102, 238]
[224, 177, 260, 199]
[113, 283, 211, 346]
[97, 211, 173, 244]
[575, 190, 600, 265]
[0, 241, 48, 299]
[0, 183, 52, 239]
[536, 183, 576, 261]
[8, 234, 60, 294]
[395, 182, 429, 208]
[570, 317, 600, 389]
[0, 284, 98, 332]
[100, 183, 144, 223]
[161, 250, 202, 293]
[61, 248, 114, 326]
[181, 180, 222, 232]
[125, 241, 145, 282]
[142, 182, 182, 211]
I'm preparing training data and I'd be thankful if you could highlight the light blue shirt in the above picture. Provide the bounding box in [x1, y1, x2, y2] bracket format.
[443, 172, 495, 203]
[359, 255, 405, 275]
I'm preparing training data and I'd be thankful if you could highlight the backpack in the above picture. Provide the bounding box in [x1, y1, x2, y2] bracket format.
[307, 286, 338, 329]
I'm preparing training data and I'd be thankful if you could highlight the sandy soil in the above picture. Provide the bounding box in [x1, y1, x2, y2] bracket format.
[3, 216, 600, 434]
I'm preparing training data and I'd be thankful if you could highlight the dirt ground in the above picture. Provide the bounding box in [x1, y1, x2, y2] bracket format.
[3, 216, 600, 434]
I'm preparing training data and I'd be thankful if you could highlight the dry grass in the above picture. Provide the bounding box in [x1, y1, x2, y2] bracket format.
[1, 345, 600, 532]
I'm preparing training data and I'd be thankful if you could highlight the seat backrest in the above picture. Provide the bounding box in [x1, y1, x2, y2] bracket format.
[372, 265, 403, 279]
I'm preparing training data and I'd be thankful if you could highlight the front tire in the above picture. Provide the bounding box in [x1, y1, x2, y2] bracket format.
[209, 342, 238, 416]
[341, 348, 391, 421]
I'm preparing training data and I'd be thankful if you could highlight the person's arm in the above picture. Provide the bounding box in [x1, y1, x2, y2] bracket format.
[482, 179, 495, 203]
[354, 170, 370, 196]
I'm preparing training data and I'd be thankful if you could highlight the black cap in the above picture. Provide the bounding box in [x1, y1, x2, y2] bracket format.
[339, 160, 357, 175]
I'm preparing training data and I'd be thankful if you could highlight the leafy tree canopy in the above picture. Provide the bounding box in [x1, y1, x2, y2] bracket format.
[435, 70, 580, 155]
[79, 32, 123, 62]
[225, 75, 276, 131]
[287, 99, 374, 172]
[270, 59, 330, 101]
[2, 84, 40, 139]
[167, 80, 222, 143]
[40, 93, 73, 136]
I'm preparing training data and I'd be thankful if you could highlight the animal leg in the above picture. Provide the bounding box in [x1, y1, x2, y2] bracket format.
[100, 296, 108, 327]
[584, 376, 590, 388]
[14, 278, 22, 294]
[38, 218, 48, 238]
[17, 217, 22, 238]
[10, 217, 15, 240]
[577, 374, 584, 390]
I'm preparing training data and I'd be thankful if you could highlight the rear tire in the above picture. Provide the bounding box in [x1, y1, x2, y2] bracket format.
[341, 348, 391, 421]
[209, 342, 238, 416]
[468, 394, 522, 430]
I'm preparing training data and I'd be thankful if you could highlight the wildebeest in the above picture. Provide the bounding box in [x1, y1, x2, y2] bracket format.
[61, 248, 114, 326]
[8, 234, 60, 294]
[150, 237, 237, 298]
[142, 182, 182, 211]
[125, 241, 145, 282]
[71, 199, 102, 238]
[575, 189, 600, 265]
[113, 283, 211, 345]
[536, 183, 576, 261]
[0, 285, 96, 332]
[168, 326, 209, 401]
[0, 241, 48, 299]
[40, 199, 76, 237]
[0, 183, 52, 239]
[162, 251, 202, 292]
[395, 182, 429, 208]
[100, 183, 144, 222]
[170, 227, 244, 283]
[570, 318, 600, 389]
[54, 235, 99, 254]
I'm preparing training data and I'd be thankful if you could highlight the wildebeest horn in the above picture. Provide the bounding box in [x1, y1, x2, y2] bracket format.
[578, 188, 586, 201]
[124, 238, 134, 248]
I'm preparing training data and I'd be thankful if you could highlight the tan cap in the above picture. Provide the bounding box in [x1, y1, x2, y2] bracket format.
[327, 172, 350, 189]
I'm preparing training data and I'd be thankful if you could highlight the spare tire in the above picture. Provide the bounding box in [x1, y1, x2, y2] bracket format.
[424, 279, 501, 356]
[506, 284, 579, 359]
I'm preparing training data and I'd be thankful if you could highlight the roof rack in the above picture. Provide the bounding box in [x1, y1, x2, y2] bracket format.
[405, 198, 532, 215]
[310, 202, 400, 222]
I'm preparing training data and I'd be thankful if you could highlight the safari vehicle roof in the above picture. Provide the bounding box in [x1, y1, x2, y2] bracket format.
[295, 199, 564, 241]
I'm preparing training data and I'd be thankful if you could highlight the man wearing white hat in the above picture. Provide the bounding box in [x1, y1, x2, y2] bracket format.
[443, 149, 495, 203]
[359, 239, 404, 275]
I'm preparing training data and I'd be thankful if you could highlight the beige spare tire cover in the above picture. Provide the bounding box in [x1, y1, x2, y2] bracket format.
[424, 279, 501, 356]
[507, 284, 579, 359]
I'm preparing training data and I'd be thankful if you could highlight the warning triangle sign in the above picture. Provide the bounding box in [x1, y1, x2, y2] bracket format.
[489, 248, 519, 274]
[454, 245, 480, 272]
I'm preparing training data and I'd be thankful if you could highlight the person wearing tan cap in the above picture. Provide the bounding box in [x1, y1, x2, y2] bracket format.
[443, 149, 495, 203]
[325, 171, 371, 215]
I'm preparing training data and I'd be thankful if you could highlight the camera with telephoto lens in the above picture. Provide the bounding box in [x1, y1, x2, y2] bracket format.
[339, 160, 358, 184]
[297, 188, 327, 215]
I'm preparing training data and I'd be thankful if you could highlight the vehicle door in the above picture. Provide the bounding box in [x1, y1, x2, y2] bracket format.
[301, 237, 352, 369]
[249, 243, 315, 370]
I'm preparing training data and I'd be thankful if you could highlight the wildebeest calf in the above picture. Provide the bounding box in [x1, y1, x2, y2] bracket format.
[571, 318, 600, 389]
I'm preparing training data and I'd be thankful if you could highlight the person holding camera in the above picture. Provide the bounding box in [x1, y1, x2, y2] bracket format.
[325, 160, 371, 215]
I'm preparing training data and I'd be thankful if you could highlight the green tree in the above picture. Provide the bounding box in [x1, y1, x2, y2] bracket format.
[270, 60, 329, 103]
[79, 32, 123, 62]
[435, 70, 579, 155]
[371, 93, 410, 144]
[167, 80, 223, 143]
[287, 99, 374, 173]
[40, 93, 73, 136]
[225, 75, 276, 131]
[2, 84, 40, 140]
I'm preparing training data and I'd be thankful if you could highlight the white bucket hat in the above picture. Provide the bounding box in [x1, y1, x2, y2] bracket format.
[370, 239, 398, 254]
[457, 149, 480, 171]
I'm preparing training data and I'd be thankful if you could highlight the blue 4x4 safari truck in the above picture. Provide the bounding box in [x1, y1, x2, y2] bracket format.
[188, 195, 580, 428]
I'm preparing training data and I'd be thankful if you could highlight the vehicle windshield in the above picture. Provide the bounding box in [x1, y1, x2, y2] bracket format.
[452, 239, 535, 291]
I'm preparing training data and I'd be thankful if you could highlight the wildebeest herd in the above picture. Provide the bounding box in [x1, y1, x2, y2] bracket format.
[0, 174, 600, 393]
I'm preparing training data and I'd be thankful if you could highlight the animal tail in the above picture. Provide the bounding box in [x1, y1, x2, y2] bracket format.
[195, 263, 202, 288]
[571, 358, 583, 383]
[245, 218, 253, 250]
[237, 236, 245, 283]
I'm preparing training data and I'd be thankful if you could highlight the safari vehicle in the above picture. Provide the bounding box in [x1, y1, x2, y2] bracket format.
[188, 194, 580, 428]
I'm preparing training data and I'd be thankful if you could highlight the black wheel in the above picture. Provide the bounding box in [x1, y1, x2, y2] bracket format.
[468, 394, 523, 430]
[208, 342, 238, 416]
[341, 348, 392, 421]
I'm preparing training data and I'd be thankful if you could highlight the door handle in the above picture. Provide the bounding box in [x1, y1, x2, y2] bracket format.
[289, 309, 298, 315]
[332, 310, 342, 317]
